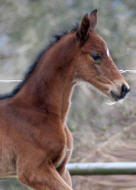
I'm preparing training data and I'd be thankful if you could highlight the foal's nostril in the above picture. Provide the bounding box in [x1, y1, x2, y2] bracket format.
[120, 84, 130, 98]
[110, 84, 130, 101]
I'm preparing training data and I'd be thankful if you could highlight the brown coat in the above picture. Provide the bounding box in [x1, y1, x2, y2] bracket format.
[0, 10, 129, 190]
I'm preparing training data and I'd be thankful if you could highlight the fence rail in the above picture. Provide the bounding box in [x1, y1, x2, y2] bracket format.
[67, 162, 136, 175]
[0, 70, 135, 83]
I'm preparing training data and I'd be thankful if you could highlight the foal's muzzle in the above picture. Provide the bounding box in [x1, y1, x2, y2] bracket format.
[110, 84, 130, 101]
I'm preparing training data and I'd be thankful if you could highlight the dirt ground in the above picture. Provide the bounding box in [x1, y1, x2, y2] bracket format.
[71, 115, 136, 190]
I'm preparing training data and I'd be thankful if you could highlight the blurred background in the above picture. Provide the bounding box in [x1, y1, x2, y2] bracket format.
[0, 0, 136, 189]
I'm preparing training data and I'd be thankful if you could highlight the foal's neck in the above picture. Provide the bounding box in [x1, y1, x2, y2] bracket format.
[16, 33, 77, 123]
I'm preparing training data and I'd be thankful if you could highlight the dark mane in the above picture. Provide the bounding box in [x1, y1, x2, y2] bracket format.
[0, 25, 78, 100]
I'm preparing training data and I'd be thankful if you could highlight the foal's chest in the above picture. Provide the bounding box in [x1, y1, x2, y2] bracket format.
[55, 145, 67, 169]
[54, 126, 72, 169]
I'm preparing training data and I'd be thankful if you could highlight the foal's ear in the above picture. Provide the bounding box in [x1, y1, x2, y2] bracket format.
[89, 9, 97, 30]
[76, 13, 90, 43]
[76, 9, 98, 44]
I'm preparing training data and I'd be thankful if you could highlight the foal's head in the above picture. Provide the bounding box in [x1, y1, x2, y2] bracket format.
[74, 10, 129, 101]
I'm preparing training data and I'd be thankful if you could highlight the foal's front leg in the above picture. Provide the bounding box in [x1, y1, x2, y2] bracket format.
[18, 164, 73, 190]
[57, 126, 73, 187]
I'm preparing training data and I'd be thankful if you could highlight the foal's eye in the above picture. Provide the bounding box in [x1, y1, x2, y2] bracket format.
[89, 51, 101, 62]
[92, 55, 101, 61]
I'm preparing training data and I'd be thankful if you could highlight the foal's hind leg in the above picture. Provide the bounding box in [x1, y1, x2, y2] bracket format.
[18, 164, 73, 190]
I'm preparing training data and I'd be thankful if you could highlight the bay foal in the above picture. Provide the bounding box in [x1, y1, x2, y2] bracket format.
[0, 10, 129, 190]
